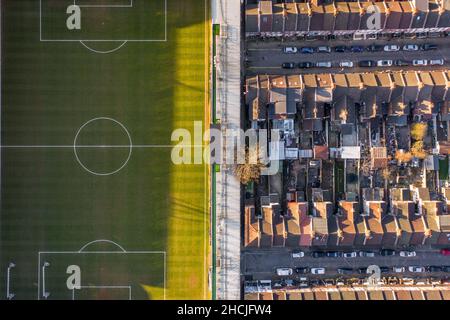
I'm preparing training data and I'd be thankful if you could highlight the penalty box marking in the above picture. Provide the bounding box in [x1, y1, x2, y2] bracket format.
[38, 251, 166, 300]
[40, 0, 167, 42]
[73, 0, 133, 8]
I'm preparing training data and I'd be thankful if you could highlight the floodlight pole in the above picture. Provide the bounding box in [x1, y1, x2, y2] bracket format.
[42, 262, 50, 299]
[6, 262, 15, 300]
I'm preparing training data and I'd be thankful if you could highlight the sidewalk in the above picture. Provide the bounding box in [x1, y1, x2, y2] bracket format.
[212, 0, 242, 300]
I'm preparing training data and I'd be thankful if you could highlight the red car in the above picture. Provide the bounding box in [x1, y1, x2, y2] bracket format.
[440, 249, 450, 256]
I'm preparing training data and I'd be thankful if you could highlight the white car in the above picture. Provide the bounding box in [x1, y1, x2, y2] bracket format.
[393, 266, 406, 273]
[359, 251, 376, 257]
[377, 59, 393, 67]
[339, 61, 353, 68]
[384, 44, 400, 52]
[402, 277, 415, 285]
[311, 267, 326, 275]
[317, 46, 331, 53]
[316, 61, 332, 68]
[276, 268, 293, 276]
[343, 252, 358, 258]
[429, 58, 444, 65]
[292, 251, 305, 258]
[283, 46, 298, 54]
[413, 59, 428, 66]
[399, 251, 416, 257]
[403, 44, 419, 51]
[408, 266, 425, 273]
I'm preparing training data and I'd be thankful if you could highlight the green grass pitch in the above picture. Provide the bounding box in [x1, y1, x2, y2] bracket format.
[0, 0, 209, 300]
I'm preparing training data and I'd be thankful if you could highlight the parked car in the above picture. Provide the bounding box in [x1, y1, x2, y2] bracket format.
[380, 249, 396, 256]
[421, 43, 438, 51]
[337, 268, 354, 275]
[359, 60, 376, 67]
[402, 44, 419, 51]
[380, 266, 391, 273]
[427, 266, 442, 272]
[393, 266, 406, 273]
[413, 59, 428, 66]
[301, 47, 315, 54]
[343, 252, 358, 258]
[311, 251, 326, 258]
[339, 61, 353, 68]
[384, 44, 400, 52]
[311, 267, 326, 275]
[395, 59, 410, 66]
[281, 62, 296, 69]
[350, 45, 364, 53]
[440, 249, 450, 256]
[295, 267, 310, 274]
[429, 58, 444, 65]
[367, 44, 384, 52]
[377, 59, 393, 67]
[399, 251, 416, 257]
[358, 267, 367, 274]
[317, 46, 331, 53]
[276, 268, 293, 276]
[316, 61, 332, 68]
[359, 251, 376, 258]
[442, 266, 450, 272]
[334, 46, 347, 52]
[326, 251, 342, 258]
[292, 251, 305, 258]
[298, 61, 314, 69]
[402, 277, 415, 285]
[408, 266, 425, 273]
[283, 46, 298, 54]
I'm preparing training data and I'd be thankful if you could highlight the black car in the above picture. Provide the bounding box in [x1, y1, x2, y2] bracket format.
[311, 251, 326, 258]
[367, 44, 384, 52]
[427, 266, 442, 272]
[357, 267, 367, 274]
[359, 60, 376, 67]
[395, 59, 410, 66]
[337, 268, 354, 275]
[380, 266, 391, 274]
[421, 43, 438, 51]
[334, 46, 347, 53]
[295, 267, 310, 274]
[281, 62, 296, 69]
[298, 61, 314, 69]
[442, 266, 450, 272]
[380, 249, 396, 256]
[350, 46, 364, 53]
[326, 251, 341, 258]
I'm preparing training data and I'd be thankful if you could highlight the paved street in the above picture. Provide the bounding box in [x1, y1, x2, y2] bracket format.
[245, 37, 450, 75]
[243, 249, 450, 280]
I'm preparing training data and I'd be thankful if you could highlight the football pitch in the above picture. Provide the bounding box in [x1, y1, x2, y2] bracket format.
[0, 0, 210, 300]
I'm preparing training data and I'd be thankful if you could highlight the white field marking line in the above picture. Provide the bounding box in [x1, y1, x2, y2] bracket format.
[0, 1, 2, 275]
[0, 145, 204, 148]
[72, 286, 132, 301]
[73, 0, 133, 8]
[73, 117, 133, 176]
[203, 0, 208, 300]
[39, 0, 167, 42]
[38, 251, 166, 300]
[78, 239, 126, 252]
[80, 40, 128, 54]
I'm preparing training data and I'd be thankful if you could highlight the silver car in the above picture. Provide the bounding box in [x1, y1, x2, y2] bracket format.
[408, 266, 425, 273]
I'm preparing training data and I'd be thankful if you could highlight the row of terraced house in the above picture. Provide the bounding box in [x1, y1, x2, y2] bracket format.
[245, 0, 450, 39]
[243, 70, 450, 249]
